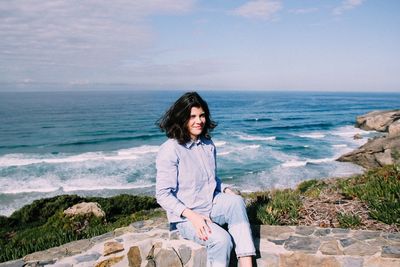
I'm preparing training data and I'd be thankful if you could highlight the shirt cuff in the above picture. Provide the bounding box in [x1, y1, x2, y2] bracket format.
[175, 202, 187, 218]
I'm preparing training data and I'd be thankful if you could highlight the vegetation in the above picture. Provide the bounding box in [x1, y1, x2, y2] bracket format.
[0, 194, 160, 263]
[245, 164, 400, 229]
[1, 164, 399, 263]
[246, 189, 302, 225]
[337, 212, 362, 228]
[338, 164, 400, 225]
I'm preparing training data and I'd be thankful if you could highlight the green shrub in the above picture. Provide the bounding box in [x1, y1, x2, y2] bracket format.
[250, 189, 302, 225]
[296, 179, 326, 198]
[0, 194, 161, 263]
[339, 164, 400, 225]
[337, 212, 362, 228]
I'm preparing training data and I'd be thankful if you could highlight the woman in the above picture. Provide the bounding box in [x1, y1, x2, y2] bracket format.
[155, 92, 255, 267]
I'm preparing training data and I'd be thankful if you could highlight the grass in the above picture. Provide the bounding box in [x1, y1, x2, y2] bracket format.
[337, 212, 362, 228]
[0, 194, 160, 263]
[246, 189, 302, 225]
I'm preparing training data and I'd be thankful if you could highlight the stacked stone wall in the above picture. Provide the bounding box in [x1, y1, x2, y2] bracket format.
[1, 218, 399, 267]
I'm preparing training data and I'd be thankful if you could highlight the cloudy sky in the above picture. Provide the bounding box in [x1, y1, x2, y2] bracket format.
[1, 0, 399, 91]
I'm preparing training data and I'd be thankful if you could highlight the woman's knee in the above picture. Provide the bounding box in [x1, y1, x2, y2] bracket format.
[228, 194, 245, 210]
[209, 226, 233, 250]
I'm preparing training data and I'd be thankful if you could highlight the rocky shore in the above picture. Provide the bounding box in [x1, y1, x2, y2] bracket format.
[337, 110, 400, 168]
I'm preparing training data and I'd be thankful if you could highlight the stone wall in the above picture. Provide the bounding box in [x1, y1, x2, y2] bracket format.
[1, 217, 399, 267]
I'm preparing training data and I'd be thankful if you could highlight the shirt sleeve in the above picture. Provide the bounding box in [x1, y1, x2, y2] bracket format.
[155, 141, 187, 218]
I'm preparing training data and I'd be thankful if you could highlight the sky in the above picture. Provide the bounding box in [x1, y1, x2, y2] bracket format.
[0, 0, 399, 92]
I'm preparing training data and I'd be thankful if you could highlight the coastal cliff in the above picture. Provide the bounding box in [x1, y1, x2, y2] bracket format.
[337, 110, 400, 168]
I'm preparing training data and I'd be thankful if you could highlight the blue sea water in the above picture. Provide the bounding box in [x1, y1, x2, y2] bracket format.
[0, 90, 399, 216]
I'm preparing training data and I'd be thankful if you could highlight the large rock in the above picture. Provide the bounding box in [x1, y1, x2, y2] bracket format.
[64, 202, 106, 218]
[337, 135, 400, 169]
[337, 110, 400, 169]
[355, 110, 400, 132]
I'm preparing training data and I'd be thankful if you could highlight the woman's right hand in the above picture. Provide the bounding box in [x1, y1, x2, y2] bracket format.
[182, 209, 212, 241]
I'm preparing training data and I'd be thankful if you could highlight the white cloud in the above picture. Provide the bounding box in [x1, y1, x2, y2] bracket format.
[333, 0, 364, 15]
[0, 0, 195, 83]
[289, 8, 319, 15]
[231, 0, 282, 20]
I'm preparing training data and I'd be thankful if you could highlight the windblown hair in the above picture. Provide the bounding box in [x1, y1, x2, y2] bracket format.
[157, 92, 217, 144]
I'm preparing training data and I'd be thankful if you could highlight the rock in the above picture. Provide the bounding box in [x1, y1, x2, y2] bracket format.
[339, 238, 357, 248]
[353, 231, 381, 241]
[389, 120, 400, 137]
[341, 257, 364, 267]
[315, 228, 331, 237]
[0, 259, 24, 267]
[295, 226, 315, 236]
[75, 252, 102, 263]
[280, 253, 341, 267]
[383, 232, 400, 242]
[284, 236, 321, 253]
[382, 245, 400, 258]
[178, 245, 192, 265]
[103, 241, 124, 256]
[355, 110, 400, 132]
[154, 248, 182, 267]
[63, 202, 105, 218]
[192, 247, 207, 267]
[337, 109, 400, 169]
[260, 225, 295, 239]
[320, 240, 343, 255]
[337, 135, 400, 169]
[353, 133, 363, 140]
[343, 242, 380, 256]
[364, 256, 400, 267]
[95, 255, 124, 267]
[127, 246, 142, 267]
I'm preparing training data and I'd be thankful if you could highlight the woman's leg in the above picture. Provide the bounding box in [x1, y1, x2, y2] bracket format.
[176, 220, 233, 267]
[210, 193, 256, 265]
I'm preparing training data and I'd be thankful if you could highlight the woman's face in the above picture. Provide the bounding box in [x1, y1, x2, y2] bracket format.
[187, 106, 206, 140]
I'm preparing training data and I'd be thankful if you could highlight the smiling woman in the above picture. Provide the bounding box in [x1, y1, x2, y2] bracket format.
[155, 92, 256, 267]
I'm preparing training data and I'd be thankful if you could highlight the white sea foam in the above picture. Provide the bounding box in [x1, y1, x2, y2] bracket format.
[298, 133, 325, 139]
[0, 145, 159, 167]
[281, 157, 335, 168]
[235, 133, 276, 141]
[217, 144, 260, 157]
[281, 160, 307, 167]
[214, 141, 227, 147]
[332, 144, 348, 148]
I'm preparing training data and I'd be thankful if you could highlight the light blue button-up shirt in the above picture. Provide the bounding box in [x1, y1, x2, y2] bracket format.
[156, 137, 226, 223]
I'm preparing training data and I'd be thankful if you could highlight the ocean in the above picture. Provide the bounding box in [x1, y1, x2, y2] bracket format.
[0, 90, 399, 216]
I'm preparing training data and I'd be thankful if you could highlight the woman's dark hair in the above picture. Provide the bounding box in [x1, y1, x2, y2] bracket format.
[157, 92, 217, 144]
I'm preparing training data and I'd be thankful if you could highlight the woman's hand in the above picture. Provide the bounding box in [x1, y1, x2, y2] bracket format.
[182, 209, 212, 241]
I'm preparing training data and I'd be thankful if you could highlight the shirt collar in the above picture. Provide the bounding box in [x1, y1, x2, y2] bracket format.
[184, 136, 203, 149]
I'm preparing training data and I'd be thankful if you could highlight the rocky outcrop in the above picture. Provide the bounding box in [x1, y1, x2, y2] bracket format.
[355, 110, 400, 133]
[338, 110, 400, 169]
[63, 202, 106, 218]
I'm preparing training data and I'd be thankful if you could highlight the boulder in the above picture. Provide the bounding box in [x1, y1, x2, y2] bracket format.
[63, 202, 106, 218]
[337, 136, 400, 169]
[389, 120, 400, 137]
[355, 110, 400, 132]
